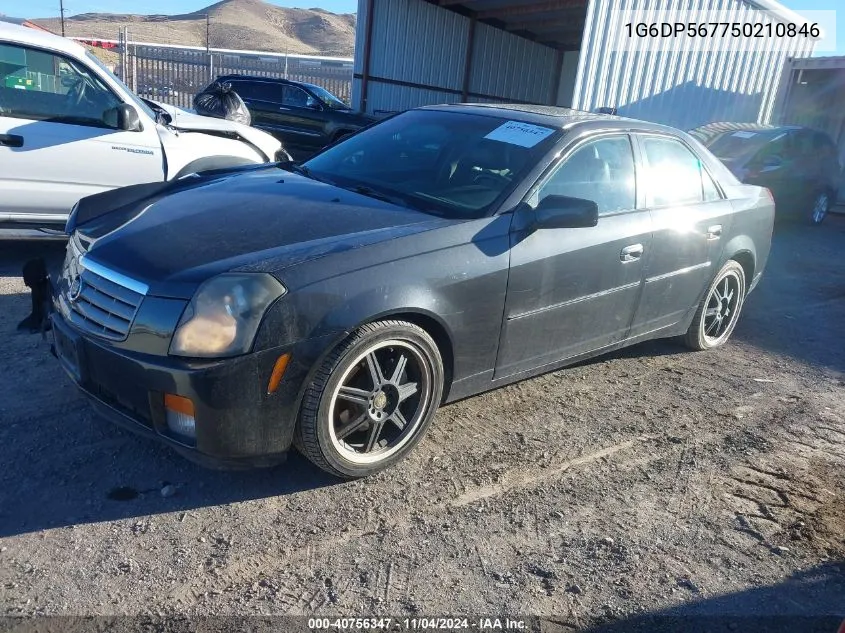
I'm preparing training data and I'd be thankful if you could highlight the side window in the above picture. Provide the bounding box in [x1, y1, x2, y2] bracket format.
[754, 132, 789, 164]
[228, 81, 272, 102]
[537, 136, 636, 215]
[227, 81, 255, 100]
[0, 43, 120, 126]
[794, 131, 816, 159]
[641, 136, 708, 207]
[283, 85, 315, 108]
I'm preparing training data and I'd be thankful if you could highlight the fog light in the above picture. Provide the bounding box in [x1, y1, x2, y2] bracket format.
[164, 394, 196, 439]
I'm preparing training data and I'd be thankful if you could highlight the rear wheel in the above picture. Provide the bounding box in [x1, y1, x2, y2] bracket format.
[684, 260, 746, 351]
[809, 190, 830, 225]
[295, 320, 443, 479]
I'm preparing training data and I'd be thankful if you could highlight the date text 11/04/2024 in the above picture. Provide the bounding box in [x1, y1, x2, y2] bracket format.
[307, 618, 529, 631]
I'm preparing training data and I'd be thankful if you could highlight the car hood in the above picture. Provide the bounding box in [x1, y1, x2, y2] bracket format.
[79, 169, 450, 298]
[153, 101, 282, 160]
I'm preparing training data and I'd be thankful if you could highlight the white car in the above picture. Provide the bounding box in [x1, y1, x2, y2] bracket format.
[0, 23, 286, 232]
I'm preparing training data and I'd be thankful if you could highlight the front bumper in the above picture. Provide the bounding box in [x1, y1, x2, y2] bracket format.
[50, 310, 336, 468]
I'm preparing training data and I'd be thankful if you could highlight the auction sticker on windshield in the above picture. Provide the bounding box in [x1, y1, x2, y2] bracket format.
[484, 121, 555, 148]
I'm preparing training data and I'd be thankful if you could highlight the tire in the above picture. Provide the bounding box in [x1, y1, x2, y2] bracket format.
[808, 190, 831, 225]
[294, 320, 444, 479]
[684, 260, 746, 351]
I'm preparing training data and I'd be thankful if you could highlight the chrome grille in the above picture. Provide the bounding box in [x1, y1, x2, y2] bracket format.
[58, 236, 147, 341]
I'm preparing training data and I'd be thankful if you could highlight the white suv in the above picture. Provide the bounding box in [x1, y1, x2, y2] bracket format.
[0, 23, 285, 232]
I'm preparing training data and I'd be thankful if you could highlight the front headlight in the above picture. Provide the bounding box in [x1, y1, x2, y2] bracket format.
[169, 273, 286, 358]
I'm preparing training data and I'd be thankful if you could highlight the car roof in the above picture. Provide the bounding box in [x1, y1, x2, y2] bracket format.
[420, 102, 684, 135]
[0, 22, 86, 58]
[218, 74, 302, 87]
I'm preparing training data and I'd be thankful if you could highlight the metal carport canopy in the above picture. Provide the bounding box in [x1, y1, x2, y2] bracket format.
[428, 0, 587, 52]
[357, 0, 587, 111]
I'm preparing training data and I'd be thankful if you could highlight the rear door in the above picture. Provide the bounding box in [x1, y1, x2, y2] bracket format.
[0, 41, 163, 226]
[628, 134, 733, 337]
[496, 133, 652, 378]
[228, 79, 280, 134]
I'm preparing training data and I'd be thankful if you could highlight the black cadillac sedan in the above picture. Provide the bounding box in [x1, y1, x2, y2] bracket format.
[49, 104, 775, 478]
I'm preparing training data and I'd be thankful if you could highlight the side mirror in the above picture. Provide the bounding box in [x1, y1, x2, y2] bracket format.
[106, 104, 143, 132]
[533, 195, 599, 229]
[305, 97, 322, 111]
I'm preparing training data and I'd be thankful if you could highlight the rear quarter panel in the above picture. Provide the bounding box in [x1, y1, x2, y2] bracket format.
[722, 183, 775, 289]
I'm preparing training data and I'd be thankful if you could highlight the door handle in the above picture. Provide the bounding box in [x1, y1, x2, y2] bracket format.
[707, 224, 723, 240]
[620, 243, 644, 262]
[0, 134, 24, 148]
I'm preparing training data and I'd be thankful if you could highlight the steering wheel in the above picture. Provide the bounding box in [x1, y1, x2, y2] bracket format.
[472, 171, 510, 188]
[66, 78, 88, 109]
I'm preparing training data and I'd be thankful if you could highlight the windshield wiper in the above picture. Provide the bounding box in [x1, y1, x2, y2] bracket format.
[43, 115, 108, 127]
[347, 185, 416, 209]
[280, 163, 332, 185]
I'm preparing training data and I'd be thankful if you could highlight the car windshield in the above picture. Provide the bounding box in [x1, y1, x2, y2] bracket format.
[704, 129, 784, 160]
[302, 109, 560, 218]
[308, 84, 350, 110]
[84, 50, 156, 120]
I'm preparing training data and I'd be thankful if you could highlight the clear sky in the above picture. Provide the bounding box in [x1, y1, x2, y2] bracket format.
[0, 0, 358, 18]
[0, 0, 840, 55]
[785, 0, 843, 55]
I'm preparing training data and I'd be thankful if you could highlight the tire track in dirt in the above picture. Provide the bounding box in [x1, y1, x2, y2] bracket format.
[714, 388, 845, 554]
[167, 439, 640, 604]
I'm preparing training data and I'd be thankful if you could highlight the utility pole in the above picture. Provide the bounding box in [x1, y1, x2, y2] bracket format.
[59, 0, 66, 37]
[206, 13, 214, 82]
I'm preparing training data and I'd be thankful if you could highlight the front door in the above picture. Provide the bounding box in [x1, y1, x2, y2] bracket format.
[629, 134, 734, 337]
[0, 41, 162, 225]
[496, 134, 651, 379]
[275, 85, 329, 150]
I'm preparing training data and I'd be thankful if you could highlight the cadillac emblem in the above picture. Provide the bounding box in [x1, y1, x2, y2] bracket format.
[68, 276, 82, 303]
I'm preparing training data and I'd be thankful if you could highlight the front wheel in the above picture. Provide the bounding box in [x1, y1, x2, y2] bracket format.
[295, 320, 444, 478]
[809, 190, 830, 225]
[684, 260, 746, 351]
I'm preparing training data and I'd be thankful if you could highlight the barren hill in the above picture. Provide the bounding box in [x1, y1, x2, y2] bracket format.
[31, 0, 357, 56]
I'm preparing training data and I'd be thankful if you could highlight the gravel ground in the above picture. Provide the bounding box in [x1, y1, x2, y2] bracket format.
[0, 216, 843, 630]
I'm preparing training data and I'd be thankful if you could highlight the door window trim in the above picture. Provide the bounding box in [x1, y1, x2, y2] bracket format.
[632, 132, 726, 208]
[0, 41, 125, 129]
[522, 131, 641, 218]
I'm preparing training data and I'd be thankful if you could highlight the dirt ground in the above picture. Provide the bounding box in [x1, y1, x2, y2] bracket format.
[0, 215, 843, 631]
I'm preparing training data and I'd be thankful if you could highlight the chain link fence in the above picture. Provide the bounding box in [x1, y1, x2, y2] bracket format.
[102, 30, 353, 110]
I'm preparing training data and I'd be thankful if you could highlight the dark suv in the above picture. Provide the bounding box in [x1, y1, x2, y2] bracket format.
[690, 123, 841, 224]
[206, 75, 377, 157]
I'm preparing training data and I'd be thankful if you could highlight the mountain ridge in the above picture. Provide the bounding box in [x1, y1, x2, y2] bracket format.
[28, 0, 356, 57]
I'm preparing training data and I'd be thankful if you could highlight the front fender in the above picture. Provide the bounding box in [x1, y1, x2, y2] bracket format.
[253, 216, 514, 387]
